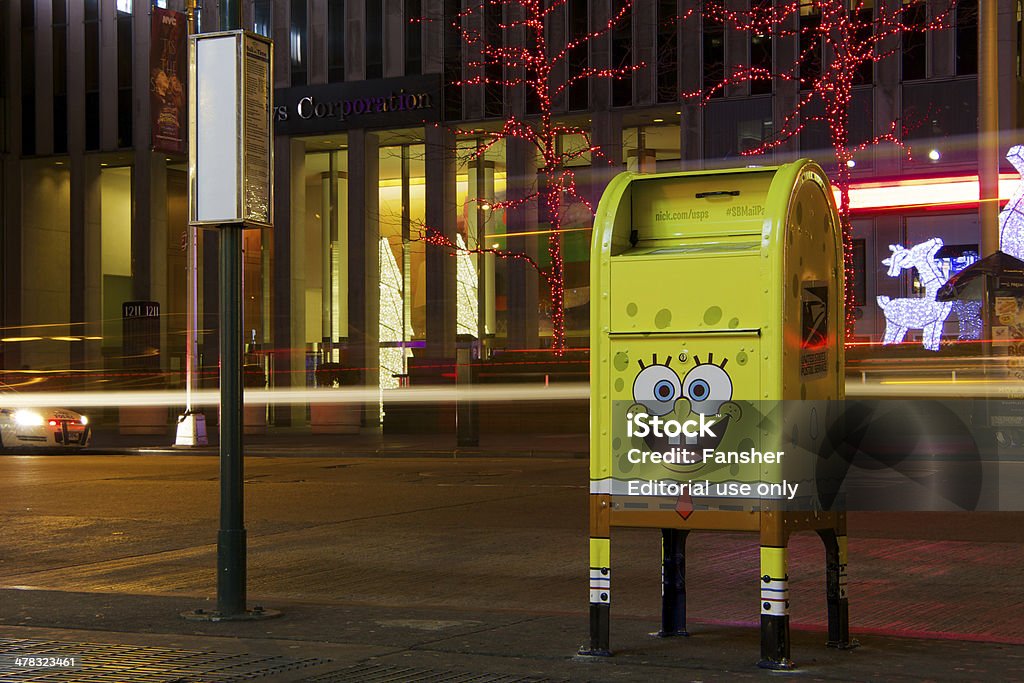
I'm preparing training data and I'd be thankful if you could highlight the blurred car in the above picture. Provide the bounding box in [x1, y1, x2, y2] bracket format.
[0, 405, 91, 449]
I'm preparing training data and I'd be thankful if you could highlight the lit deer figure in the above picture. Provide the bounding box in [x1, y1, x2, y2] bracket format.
[876, 238, 953, 351]
[999, 145, 1024, 260]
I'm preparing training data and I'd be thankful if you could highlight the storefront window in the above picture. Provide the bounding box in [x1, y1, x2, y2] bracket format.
[548, 133, 590, 345]
[304, 147, 350, 369]
[622, 124, 682, 172]
[454, 138, 508, 346]
[379, 143, 426, 387]
[100, 167, 132, 358]
[18, 162, 71, 370]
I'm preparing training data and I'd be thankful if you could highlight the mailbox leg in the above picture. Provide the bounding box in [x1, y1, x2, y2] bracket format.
[818, 529, 855, 649]
[658, 529, 689, 637]
[758, 545, 794, 670]
[579, 536, 612, 656]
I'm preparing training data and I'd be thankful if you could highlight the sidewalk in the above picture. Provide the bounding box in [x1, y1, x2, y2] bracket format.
[3, 588, 1023, 682]
[7, 435, 1024, 681]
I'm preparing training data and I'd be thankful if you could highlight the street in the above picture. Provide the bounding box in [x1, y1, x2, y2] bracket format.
[1, 452, 1022, 641]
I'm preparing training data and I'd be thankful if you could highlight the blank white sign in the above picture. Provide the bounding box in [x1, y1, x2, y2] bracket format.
[194, 35, 239, 223]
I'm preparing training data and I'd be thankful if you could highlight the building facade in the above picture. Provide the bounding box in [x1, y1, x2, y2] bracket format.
[0, 0, 1021, 425]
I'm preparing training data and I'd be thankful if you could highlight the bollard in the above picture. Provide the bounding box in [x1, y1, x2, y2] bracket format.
[456, 343, 479, 447]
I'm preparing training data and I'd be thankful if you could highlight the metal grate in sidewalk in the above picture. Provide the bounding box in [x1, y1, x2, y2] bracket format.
[0, 637, 328, 682]
[305, 663, 561, 683]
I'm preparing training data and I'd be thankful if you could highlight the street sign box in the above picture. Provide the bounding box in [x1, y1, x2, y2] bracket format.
[188, 30, 273, 228]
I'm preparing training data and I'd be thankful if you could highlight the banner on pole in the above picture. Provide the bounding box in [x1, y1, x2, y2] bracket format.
[150, 8, 187, 155]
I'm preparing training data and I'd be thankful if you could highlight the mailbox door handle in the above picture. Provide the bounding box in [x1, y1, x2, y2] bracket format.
[695, 190, 741, 198]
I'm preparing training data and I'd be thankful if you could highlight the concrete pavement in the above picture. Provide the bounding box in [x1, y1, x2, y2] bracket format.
[0, 450, 1022, 681]
[3, 589, 1024, 682]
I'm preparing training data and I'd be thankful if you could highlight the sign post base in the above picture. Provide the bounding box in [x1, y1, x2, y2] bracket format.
[174, 411, 209, 447]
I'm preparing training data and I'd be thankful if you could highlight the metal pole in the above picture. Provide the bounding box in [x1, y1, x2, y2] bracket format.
[217, 224, 245, 616]
[455, 341, 478, 447]
[175, 0, 209, 447]
[213, 0, 246, 619]
[659, 529, 689, 637]
[186, 229, 198, 414]
[978, 0, 1000, 257]
[186, 2, 196, 412]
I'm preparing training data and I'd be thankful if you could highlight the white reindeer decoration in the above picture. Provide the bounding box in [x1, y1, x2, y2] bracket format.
[876, 238, 953, 351]
[999, 145, 1024, 260]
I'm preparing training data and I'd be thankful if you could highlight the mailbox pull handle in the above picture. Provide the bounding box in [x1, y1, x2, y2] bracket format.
[695, 190, 741, 199]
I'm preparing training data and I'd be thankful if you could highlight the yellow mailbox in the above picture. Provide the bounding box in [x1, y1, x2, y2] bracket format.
[583, 160, 852, 668]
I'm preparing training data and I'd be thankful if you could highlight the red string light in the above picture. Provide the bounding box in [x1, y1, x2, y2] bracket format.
[418, 227, 543, 274]
[418, 0, 641, 355]
[688, 0, 955, 341]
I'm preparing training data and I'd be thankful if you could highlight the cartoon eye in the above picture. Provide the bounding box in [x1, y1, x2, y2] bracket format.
[633, 358, 682, 417]
[688, 379, 711, 401]
[653, 379, 676, 401]
[681, 354, 733, 415]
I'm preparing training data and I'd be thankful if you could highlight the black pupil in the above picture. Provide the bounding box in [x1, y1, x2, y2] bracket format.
[692, 383, 707, 398]
[656, 383, 672, 399]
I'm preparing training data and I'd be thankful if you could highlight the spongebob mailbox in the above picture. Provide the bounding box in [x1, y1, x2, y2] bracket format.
[584, 160, 852, 669]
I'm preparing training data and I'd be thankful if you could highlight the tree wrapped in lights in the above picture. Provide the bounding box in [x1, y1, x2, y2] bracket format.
[422, 0, 644, 354]
[690, 0, 955, 338]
